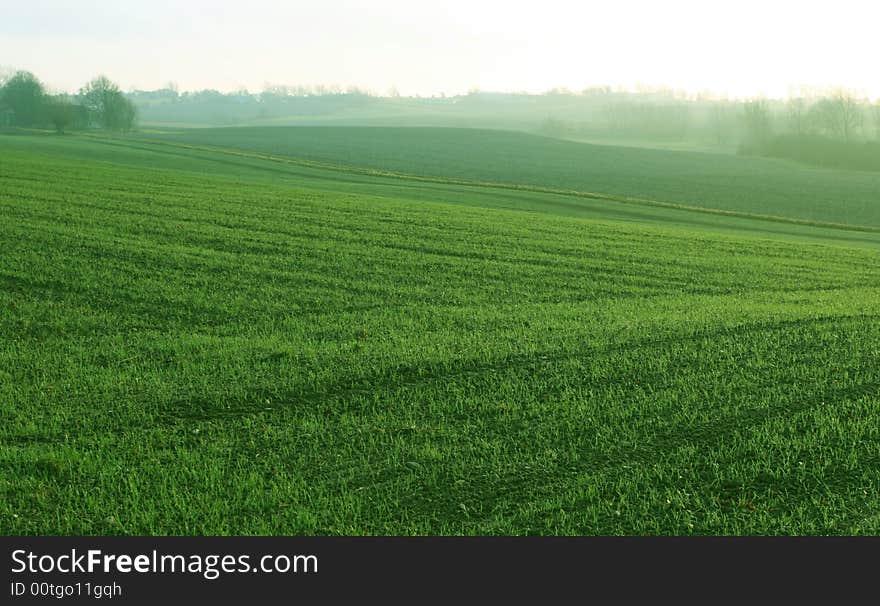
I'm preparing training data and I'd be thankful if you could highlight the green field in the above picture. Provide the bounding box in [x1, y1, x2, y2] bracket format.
[141, 126, 880, 228]
[2, 130, 880, 535]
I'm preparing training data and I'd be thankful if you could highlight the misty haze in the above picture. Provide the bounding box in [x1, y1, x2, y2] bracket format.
[2, 0, 880, 539]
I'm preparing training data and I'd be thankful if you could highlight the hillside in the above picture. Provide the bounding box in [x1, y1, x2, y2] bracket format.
[2, 133, 880, 535]
[140, 126, 880, 228]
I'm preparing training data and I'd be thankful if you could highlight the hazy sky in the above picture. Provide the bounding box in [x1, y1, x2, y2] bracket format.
[3, 0, 878, 98]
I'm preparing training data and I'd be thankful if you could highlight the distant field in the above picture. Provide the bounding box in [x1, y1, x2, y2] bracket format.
[141, 126, 880, 228]
[2, 132, 880, 535]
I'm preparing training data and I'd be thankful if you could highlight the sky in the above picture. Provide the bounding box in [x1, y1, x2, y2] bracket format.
[2, 0, 879, 99]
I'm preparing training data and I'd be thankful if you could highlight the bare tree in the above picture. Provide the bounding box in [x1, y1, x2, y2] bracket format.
[709, 102, 733, 146]
[79, 75, 137, 131]
[743, 99, 772, 146]
[833, 90, 864, 141]
[786, 97, 810, 135]
[809, 90, 864, 140]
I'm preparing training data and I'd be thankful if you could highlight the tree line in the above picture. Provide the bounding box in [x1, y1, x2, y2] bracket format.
[0, 71, 136, 133]
[119, 80, 880, 153]
[740, 90, 876, 146]
[4, 68, 879, 172]
[536, 89, 880, 147]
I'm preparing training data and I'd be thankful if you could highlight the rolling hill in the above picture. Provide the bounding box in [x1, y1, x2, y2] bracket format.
[2, 131, 879, 535]
[140, 126, 880, 228]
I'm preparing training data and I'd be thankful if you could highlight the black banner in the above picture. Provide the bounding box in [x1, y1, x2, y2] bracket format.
[1, 536, 875, 603]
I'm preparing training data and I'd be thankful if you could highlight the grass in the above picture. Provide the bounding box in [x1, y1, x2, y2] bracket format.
[1, 132, 880, 535]
[140, 126, 880, 228]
